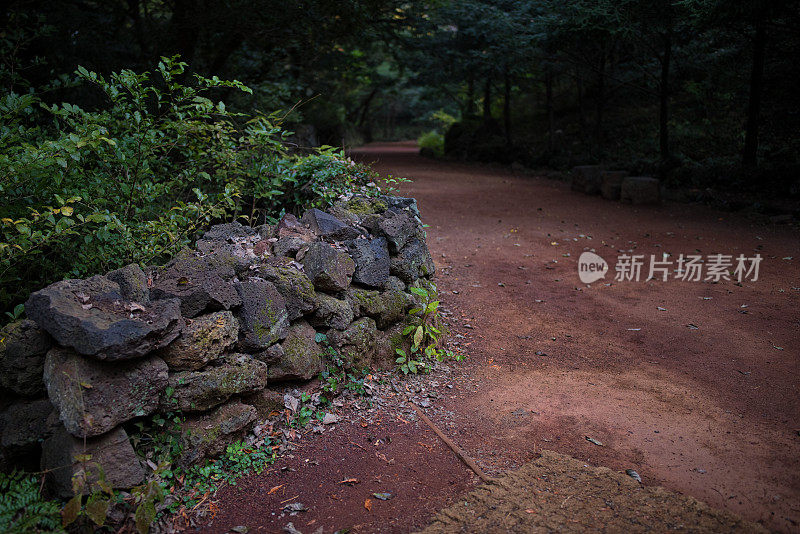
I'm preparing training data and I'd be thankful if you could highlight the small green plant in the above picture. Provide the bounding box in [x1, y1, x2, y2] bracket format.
[0, 471, 62, 534]
[316, 332, 369, 397]
[396, 282, 458, 374]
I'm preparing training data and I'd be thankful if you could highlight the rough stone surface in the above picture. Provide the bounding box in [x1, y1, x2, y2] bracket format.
[376, 210, 418, 253]
[312, 293, 354, 331]
[150, 248, 241, 317]
[180, 400, 257, 465]
[253, 343, 284, 364]
[301, 208, 361, 241]
[270, 320, 324, 382]
[44, 347, 168, 437]
[328, 317, 379, 369]
[160, 311, 239, 371]
[301, 242, 355, 292]
[0, 319, 51, 397]
[621, 176, 662, 205]
[376, 322, 411, 369]
[41, 426, 144, 498]
[347, 287, 412, 329]
[26, 276, 183, 361]
[259, 259, 317, 320]
[600, 170, 629, 201]
[346, 237, 390, 288]
[383, 196, 420, 218]
[276, 213, 316, 241]
[235, 279, 290, 351]
[106, 264, 150, 304]
[390, 237, 436, 283]
[384, 275, 406, 292]
[0, 398, 58, 456]
[167, 354, 268, 413]
[241, 387, 284, 419]
[571, 165, 603, 195]
[273, 236, 308, 258]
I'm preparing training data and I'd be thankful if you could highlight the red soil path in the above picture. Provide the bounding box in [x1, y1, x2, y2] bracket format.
[208, 142, 799, 533]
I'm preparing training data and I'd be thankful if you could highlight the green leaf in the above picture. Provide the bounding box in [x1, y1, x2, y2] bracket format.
[315, 332, 328, 343]
[62, 494, 82, 527]
[401, 325, 415, 336]
[85, 494, 109, 526]
[413, 326, 424, 348]
[409, 287, 427, 297]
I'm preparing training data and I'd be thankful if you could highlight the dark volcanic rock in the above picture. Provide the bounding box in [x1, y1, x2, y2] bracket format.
[235, 279, 290, 351]
[376, 210, 418, 253]
[26, 276, 183, 361]
[328, 317, 379, 370]
[621, 176, 662, 205]
[42, 426, 144, 498]
[0, 398, 59, 460]
[0, 319, 51, 397]
[44, 347, 168, 438]
[180, 400, 257, 465]
[346, 237, 390, 288]
[270, 320, 324, 381]
[259, 258, 317, 320]
[301, 242, 355, 292]
[159, 311, 239, 371]
[311, 293, 354, 331]
[301, 208, 361, 241]
[150, 248, 241, 318]
[167, 354, 268, 413]
[106, 264, 150, 304]
[390, 237, 436, 283]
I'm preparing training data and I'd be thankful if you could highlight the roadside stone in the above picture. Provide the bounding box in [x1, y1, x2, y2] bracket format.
[41, 426, 144, 498]
[390, 237, 436, 283]
[150, 248, 241, 318]
[382, 195, 420, 218]
[347, 287, 412, 329]
[159, 311, 239, 371]
[196, 222, 260, 274]
[180, 400, 257, 465]
[376, 321, 411, 369]
[376, 210, 418, 253]
[384, 275, 406, 292]
[276, 213, 316, 241]
[26, 276, 183, 361]
[312, 293, 354, 331]
[44, 347, 168, 437]
[301, 208, 361, 241]
[328, 317, 379, 369]
[106, 264, 150, 304]
[259, 258, 317, 320]
[235, 279, 290, 351]
[253, 343, 284, 364]
[571, 165, 603, 195]
[346, 237, 390, 288]
[600, 170, 629, 201]
[0, 398, 59, 458]
[241, 387, 285, 419]
[301, 242, 355, 292]
[167, 354, 268, 413]
[273, 236, 308, 258]
[0, 319, 51, 397]
[621, 176, 662, 205]
[270, 320, 325, 381]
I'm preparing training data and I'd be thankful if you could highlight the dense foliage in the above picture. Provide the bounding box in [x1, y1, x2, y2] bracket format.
[0, 54, 382, 316]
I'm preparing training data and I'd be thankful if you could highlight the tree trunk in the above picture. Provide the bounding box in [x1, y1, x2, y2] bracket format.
[659, 30, 672, 165]
[503, 65, 512, 145]
[743, 14, 767, 167]
[482, 75, 492, 122]
[594, 42, 607, 151]
[576, 67, 586, 137]
[546, 66, 555, 152]
[357, 88, 378, 143]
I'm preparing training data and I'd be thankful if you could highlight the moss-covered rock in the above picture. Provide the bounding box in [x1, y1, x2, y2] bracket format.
[180, 400, 257, 465]
[329, 317, 379, 370]
[311, 293, 354, 331]
[270, 320, 324, 382]
[347, 287, 413, 329]
[235, 279, 290, 351]
[259, 258, 317, 320]
[301, 242, 355, 292]
[375, 321, 412, 370]
[241, 387, 284, 419]
[390, 237, 436, 283]
[160, 311, 239, 371]
[106, 263, 150, 304]
[0, 319, 51, 397]
[44, 347, 168, 438]
[167, 354, 268, 413]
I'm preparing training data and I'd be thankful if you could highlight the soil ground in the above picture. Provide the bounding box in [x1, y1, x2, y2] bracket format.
[206, 142, 799, 533]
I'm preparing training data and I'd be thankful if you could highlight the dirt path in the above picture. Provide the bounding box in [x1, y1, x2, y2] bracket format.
[208, 142, 799, 533]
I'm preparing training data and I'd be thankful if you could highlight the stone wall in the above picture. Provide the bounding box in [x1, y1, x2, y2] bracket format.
[0, 194, 434, 497]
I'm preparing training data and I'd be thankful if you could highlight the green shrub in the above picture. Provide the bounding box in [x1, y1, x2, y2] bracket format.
[0, 56, 381, 316]
[417, 130, 444, 157]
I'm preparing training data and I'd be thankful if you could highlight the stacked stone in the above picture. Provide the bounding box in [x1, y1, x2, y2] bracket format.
[570, 165, 662, 205]
[0, 195, 435, 497]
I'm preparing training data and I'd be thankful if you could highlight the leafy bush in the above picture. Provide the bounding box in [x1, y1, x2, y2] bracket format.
[0, 471, 62, 534]
[0, 56, 381, 316]
[417, 130, 444, 157]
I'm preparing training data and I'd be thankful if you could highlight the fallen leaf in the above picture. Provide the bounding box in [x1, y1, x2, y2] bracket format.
[625, 469, 642, 483]
[364, 498, 372, 512]
[267, 484, 284, 495]
[585, 436, 604, 446]
[373, 492, 393, 501]
[339, 478, 359, 486]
